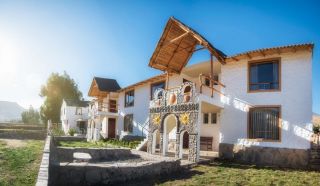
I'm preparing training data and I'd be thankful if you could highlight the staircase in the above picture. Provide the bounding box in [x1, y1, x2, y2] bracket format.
[310, 134, 320, 169]
[135, 120, 149, 151]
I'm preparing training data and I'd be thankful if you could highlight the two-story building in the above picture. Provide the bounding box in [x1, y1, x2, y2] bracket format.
[87, 17, 314, 168]
[60, 99, 90, 135]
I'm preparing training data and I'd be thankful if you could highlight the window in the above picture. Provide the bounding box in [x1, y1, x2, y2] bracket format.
[124, 114, 133, 133]
[75, 107, 82, 115]
[203, 113, 209, 124]
[125, 90, 134, 107]
[249, 59, 280, 91]
[109, 100, 117, 113]
[248, 106, 280, 141]
[211, 113, 217, 124]
[150, 81, 165, 100]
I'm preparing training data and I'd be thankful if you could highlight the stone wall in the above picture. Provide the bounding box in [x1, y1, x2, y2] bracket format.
[219, 143, 309, 168]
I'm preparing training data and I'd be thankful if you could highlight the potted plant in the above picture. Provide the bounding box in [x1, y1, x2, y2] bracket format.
[68, 128, 77, 136]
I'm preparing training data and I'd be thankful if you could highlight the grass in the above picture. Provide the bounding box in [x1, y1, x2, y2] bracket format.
[153, 160, 320, 186]
[0, 140, 44, 186]
[57, 139, 142, 149]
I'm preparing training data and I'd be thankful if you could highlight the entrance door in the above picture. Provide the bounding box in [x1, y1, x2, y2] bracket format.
[108, 118, 116, 138]
[183, 132, 189, 149]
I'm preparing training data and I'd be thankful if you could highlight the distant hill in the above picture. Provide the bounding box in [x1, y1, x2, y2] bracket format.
[0, 101, 26, 122]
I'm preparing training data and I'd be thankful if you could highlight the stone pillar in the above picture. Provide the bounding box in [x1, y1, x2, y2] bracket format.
[175, 132, 180, 158]
[160, 132, 164, 156]
[188, 133, 199, 162]
[147, 132, 153, 154]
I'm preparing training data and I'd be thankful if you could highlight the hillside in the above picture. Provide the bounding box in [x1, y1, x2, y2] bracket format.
[0, 101, 26, 122]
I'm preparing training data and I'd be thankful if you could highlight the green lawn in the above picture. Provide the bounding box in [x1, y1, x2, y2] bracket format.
[57, 139, 141, 149]
[154, 161, 320, 186]
[0, 140, 44, 186]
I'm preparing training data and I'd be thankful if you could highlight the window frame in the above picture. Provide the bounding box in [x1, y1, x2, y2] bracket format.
[123, 114, 133, 133]
[124, 90, 135, 107]
[211, 113, 217, 124]
[203, 113, 209, 124]
[247, 105, 281, 142]
[247, 58, 281, 93]
[150, 81, 166, 100]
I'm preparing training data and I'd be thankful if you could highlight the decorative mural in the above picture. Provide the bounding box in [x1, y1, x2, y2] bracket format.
[147, 82, 200, 162]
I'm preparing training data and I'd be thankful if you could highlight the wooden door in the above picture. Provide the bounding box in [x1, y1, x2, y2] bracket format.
[108, 118, 116, 138]
[183, 132, 189, 149]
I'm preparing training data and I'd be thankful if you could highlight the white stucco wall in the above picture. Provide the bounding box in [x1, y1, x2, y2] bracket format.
[60, 101, 89, 134]
[219, 51, 313, 149]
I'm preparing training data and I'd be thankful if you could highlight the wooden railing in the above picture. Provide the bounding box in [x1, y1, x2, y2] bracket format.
[199, 74, 225, 97]
[90, 100, 118, 115]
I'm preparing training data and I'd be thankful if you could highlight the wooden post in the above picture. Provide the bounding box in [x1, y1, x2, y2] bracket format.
[166, 71, 169, 90]
[210, 54, 214, 97]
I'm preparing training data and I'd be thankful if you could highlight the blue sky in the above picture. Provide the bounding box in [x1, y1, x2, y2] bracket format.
[0, 0, 319, 113]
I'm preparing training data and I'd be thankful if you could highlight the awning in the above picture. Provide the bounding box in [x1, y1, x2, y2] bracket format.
[149, 17, 226, 73]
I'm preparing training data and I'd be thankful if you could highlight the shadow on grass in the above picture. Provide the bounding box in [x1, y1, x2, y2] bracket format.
[205, 158, 319, 172]
[112, 169, 205, 186]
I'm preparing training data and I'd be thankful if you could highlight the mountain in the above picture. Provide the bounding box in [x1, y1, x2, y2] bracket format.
[0, 101, 26, 122]
[313, 112, 320, 125]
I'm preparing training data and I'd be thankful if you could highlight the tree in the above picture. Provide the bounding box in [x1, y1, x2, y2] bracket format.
[21, 106, 40, 124]
[40, 72, 82, 123]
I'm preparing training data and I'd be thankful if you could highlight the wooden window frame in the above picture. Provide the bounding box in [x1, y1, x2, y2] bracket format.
[150, 80, 166, 100]
[125, 90, 134, 107]
[247, 105, 281, 142]
[247, 58, 281, 93]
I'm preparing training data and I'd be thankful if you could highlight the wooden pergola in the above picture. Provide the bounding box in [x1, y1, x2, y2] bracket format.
[148, 17, 226, 90]
[149, 17, 226, 75]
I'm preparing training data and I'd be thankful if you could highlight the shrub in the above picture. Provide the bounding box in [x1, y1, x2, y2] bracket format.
[68, 128, 77, 136]
[51, 128, 64, 136]
[313, 124, 320, 134]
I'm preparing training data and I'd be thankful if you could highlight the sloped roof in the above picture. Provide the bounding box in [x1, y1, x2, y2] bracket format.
[88, 77, 121, 97]
[149, 17, 226, 73]
[64, 99, 89, 107]
[226, 43, 314, 62]
[94, 77, 121, 92]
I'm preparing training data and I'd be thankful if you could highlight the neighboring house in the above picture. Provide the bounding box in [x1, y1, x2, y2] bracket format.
[61, 99, 90, 135]
[87, 17, 314, 167]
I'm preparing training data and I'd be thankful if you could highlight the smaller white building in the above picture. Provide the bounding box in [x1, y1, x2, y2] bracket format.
[60, 99, 90, 135]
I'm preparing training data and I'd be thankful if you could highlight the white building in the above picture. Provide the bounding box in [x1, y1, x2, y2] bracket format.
[60, 99, 90, 135]
[87, 17, 315, 167]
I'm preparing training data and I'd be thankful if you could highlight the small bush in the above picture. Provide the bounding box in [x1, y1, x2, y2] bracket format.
[313, 124, 320, 134]
[68, 128, 77, 136]
[51, 128, 64, 136]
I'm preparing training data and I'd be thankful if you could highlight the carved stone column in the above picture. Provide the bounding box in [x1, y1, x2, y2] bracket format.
[188, 133, 198, 162]
[147, 131, 153, 154]
[160, 132, 164, 156]
[175, 132, 180, 158]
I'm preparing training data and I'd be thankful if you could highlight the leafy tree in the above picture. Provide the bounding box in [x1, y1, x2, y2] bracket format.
[40, 72, 82, 123]
[21, 106, 40, 124]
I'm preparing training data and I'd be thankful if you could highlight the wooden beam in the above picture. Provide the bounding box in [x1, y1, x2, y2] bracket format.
[260, 50, 266, 57]
[193, 47, 205, 52]
[161, 31, 189, 48]
[246, 53, 252, 59]
[166, 72, 169, 89]
[276, 48, 281, 55]
[232, 57, 239, 61]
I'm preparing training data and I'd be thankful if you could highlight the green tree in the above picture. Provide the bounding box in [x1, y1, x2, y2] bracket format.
[40, 72, 82, 123]
[21, 106, 40, 124]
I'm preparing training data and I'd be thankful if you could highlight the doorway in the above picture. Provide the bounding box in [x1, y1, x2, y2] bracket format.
[108, 118, 116, 138]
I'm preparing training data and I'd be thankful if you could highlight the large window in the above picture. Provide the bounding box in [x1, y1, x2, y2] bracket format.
[125, 90, 134, 107]
[248, 59, 280, 92]
[248, 106, 281, 141]
[150, 81, 165, 100]
[124, 114, 133, 133]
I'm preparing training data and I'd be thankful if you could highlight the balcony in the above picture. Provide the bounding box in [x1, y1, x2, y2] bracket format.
[150, 74, 226, 109]
[89, 100, 119, 118]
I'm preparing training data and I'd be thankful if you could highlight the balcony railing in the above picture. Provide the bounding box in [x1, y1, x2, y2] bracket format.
[199, 74, 225, 97]
[89, 100, 118, 117]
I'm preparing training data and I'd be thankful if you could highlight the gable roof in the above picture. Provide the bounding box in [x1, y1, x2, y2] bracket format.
[149, 17, 226, 74]
[88, 77, 121, 97]
[64, 99, 89, 107]
[94, 77, 121, 92]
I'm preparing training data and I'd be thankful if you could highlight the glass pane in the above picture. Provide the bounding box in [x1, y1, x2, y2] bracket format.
[249, 61, 279, 90]
[151, 81, 165, 100]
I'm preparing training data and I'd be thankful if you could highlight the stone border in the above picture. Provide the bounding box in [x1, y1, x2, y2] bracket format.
[36, 136, 51, 186]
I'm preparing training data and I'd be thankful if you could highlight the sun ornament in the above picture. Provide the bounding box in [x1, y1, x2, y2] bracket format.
[180, 113, 190, 125]
[152, 114, 161, 125]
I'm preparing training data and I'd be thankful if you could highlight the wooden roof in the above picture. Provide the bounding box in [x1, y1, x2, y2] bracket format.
[149, 17, 226, 73]
[226, 43, 314, 62]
